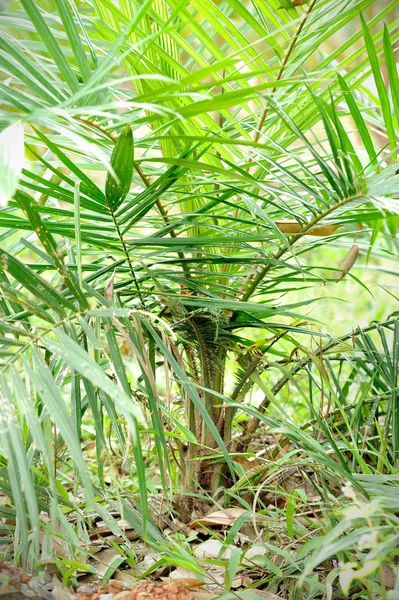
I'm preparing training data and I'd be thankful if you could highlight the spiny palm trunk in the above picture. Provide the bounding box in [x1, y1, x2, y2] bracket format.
[181, 312, 230, 494]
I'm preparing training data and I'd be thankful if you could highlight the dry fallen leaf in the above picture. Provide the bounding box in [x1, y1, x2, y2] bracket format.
[193, 539, 233, 559]
[332, 244, 359, 280]
[242, 543, 268, 566]
[189, 508, 247, 528]
[91, 547, 123, 578]
[191, 592, 216, 600]
[169, 568, 200, 582]
[231, 577, 243, 589]
[166, 579, 204, 590]
[275, 220, 340, 237]
[104, 271, 115, 301]
[113, 568, 137, 583]
[114, 592, 136, 600]
[51, 576, 75, 600]
[381, 565, 396, 589]
[233, 456, 263, 470]
[202, 566, 225, 592]
[245, 591, 281, 600]
[134, 547, 162, 575]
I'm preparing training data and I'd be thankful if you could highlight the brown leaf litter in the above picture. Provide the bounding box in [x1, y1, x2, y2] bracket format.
[77, 579, 202, 600]
[0, 561, 55, 599]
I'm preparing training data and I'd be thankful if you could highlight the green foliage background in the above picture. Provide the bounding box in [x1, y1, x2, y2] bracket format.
[0, 0, 399, 597]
